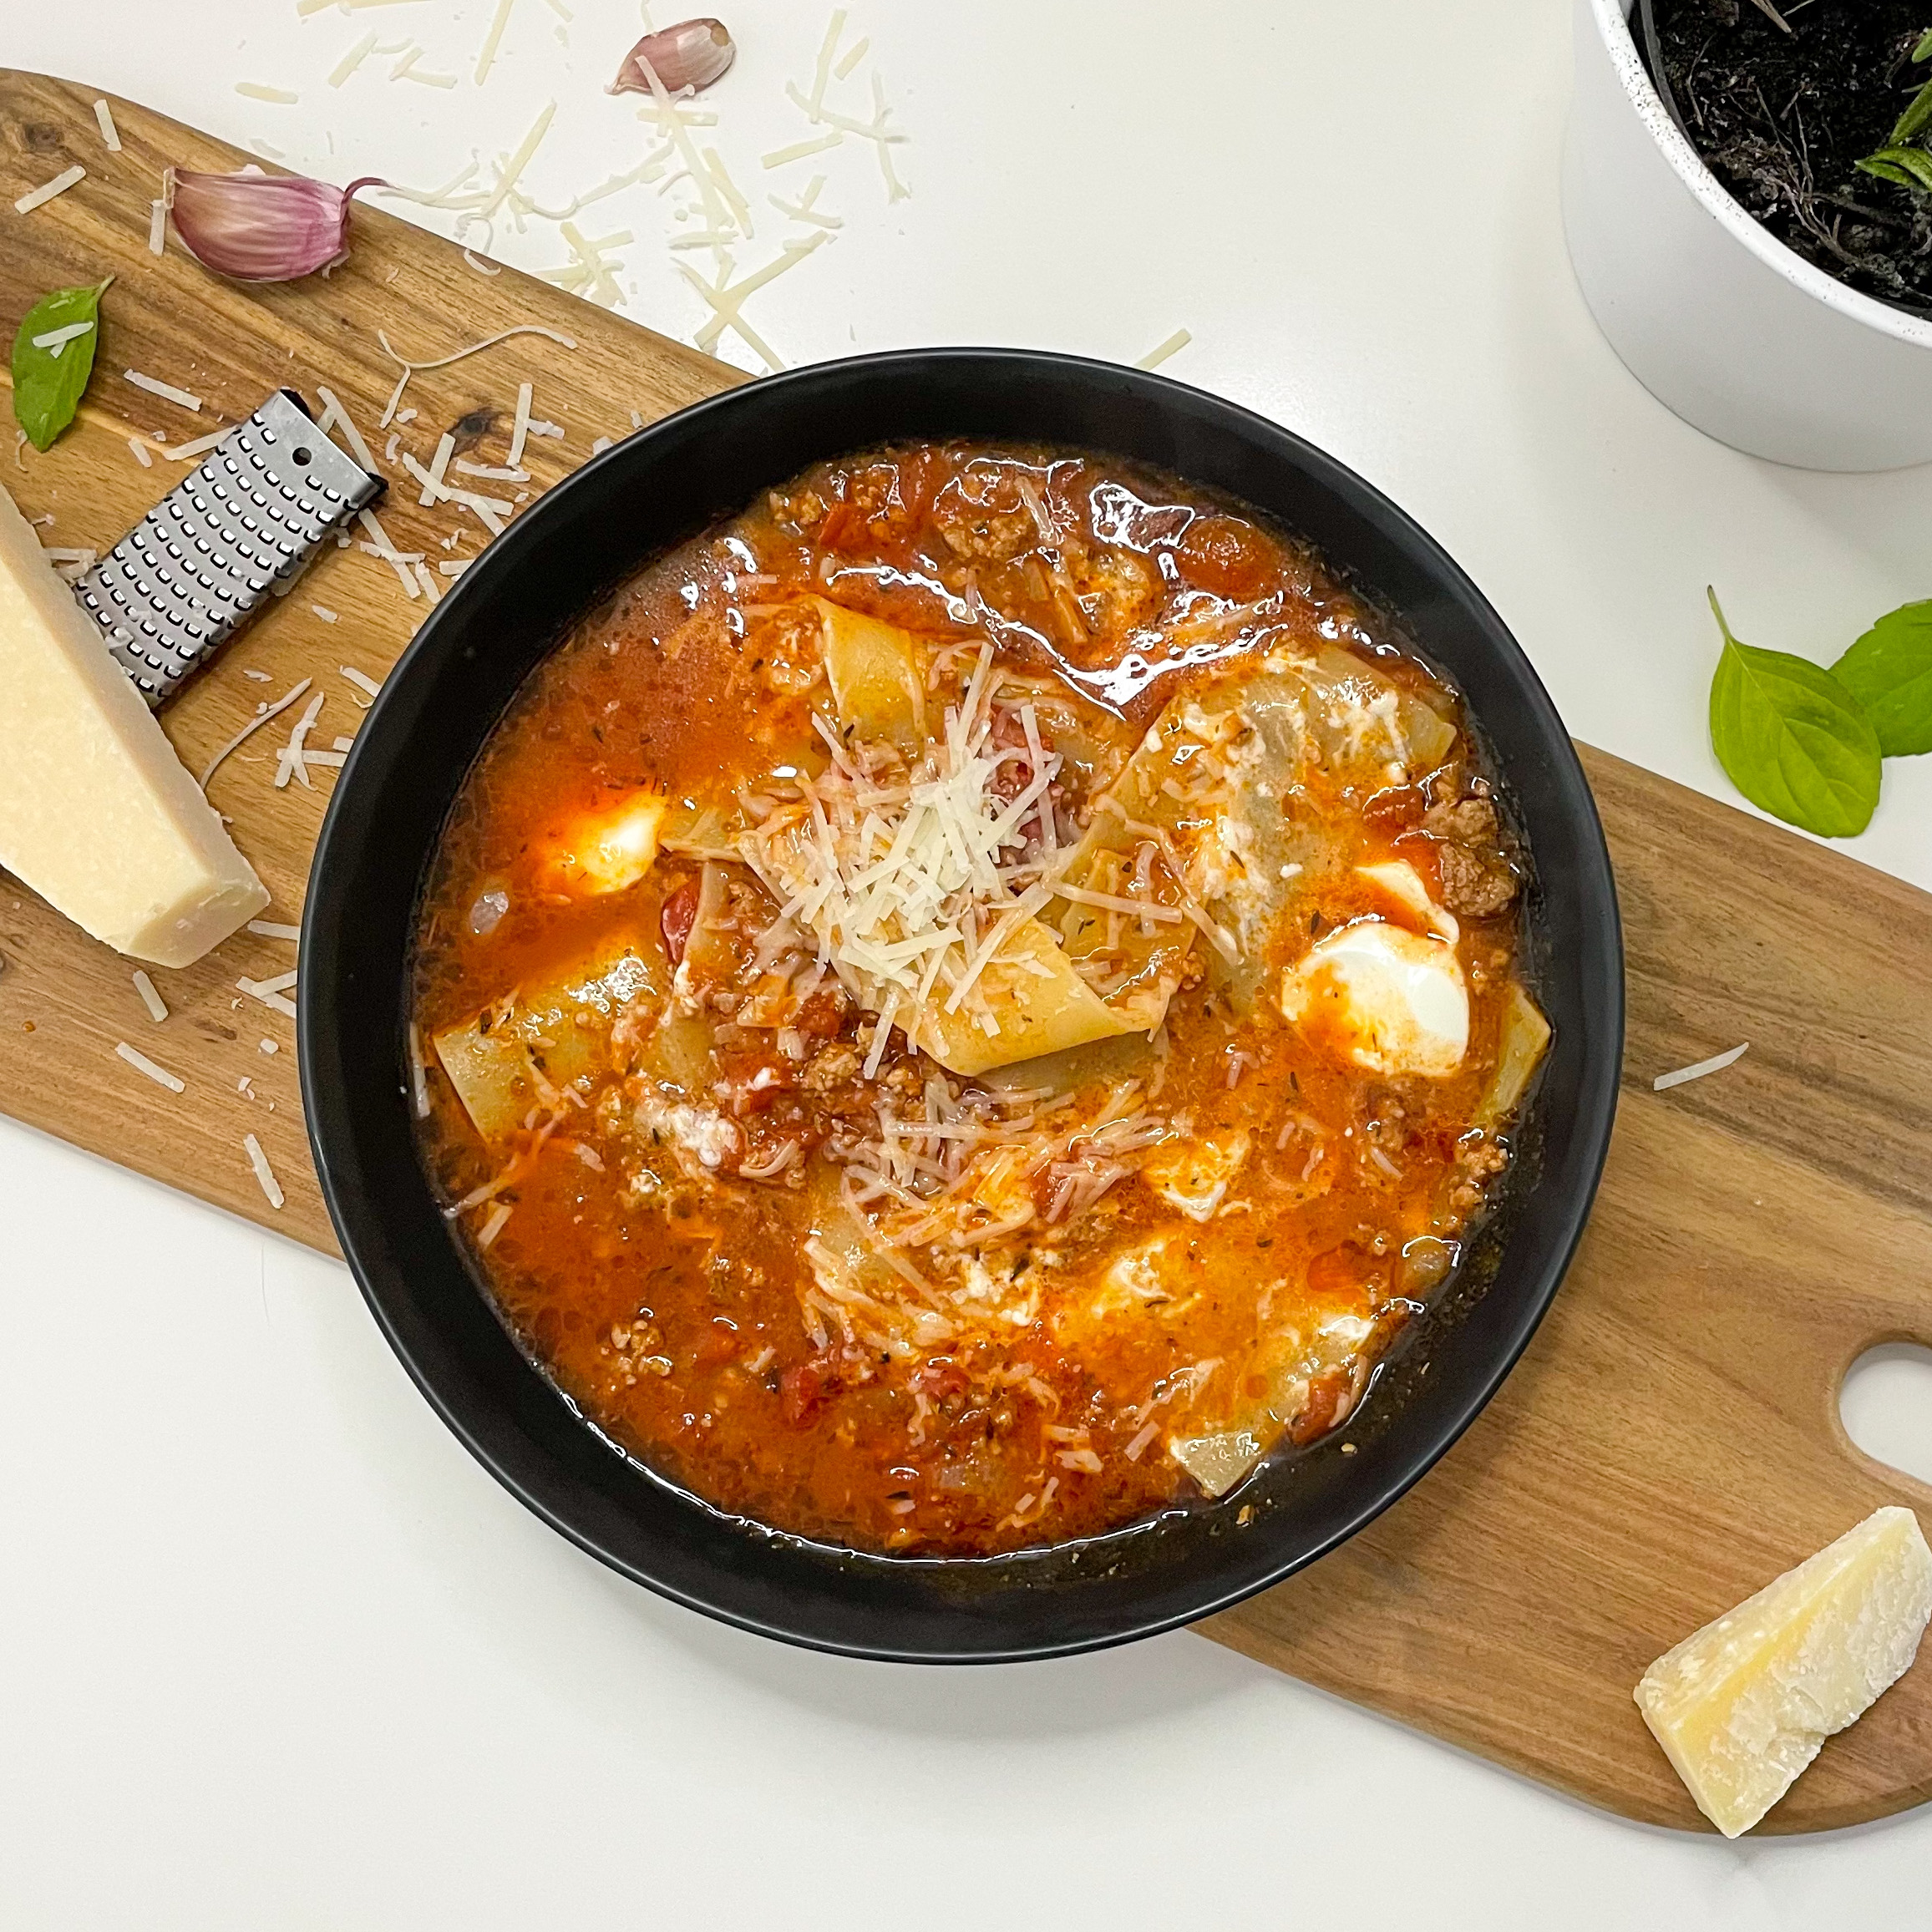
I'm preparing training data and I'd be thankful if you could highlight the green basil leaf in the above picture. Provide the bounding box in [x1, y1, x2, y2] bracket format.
[1892, 78, 1932, 146]
[1915, 26, 1932, 61]
[1859, 145, 1932, 193]
[1830, 599, 1932, 758]
[1706, 591, 1882, 839]
[9, 277, 110, 452]
[1858, 154, 1918, 189]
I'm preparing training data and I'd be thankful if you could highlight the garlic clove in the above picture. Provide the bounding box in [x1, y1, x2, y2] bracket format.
[608, 18, 735, 97]
[165, 170, 384, 284]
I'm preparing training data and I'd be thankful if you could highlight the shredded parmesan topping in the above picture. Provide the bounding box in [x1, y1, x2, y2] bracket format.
[740, 644, 1063, 1029]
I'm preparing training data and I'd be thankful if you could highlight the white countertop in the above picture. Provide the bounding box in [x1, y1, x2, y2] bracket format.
[5, 2, 1932, 1924]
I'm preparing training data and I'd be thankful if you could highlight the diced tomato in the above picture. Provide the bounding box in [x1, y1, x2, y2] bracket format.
[1289, 1367, 1353, 1446]
[916, 1361, 970, 1407]
[781, 1359, 836, 1426]
[815, 502, 866, 553]
[1363, 783, 1427, 837]
[1306, 1242, 1375, 1301]
[794, 989, 846, 1040]
[1173, 514, 1275, 600]
[695, 1321, 740, 1367]
[660, 877, 700, 965]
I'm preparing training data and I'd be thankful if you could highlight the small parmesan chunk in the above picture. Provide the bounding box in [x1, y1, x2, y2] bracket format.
[0, 485, 266, 964]
[1635, 1506, 1932, 1836]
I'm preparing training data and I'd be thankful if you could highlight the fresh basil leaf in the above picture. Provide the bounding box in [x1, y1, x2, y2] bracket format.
[1831, 600, 1932, 758]
[1892, 78, 1932, 147]
[1858, 145, 1932, 193]
[9, 277, 110, 452]
[1858, 154, 1918, 190]
[1915, 26, 1932, 62]
[1706, 591, 1882, 839]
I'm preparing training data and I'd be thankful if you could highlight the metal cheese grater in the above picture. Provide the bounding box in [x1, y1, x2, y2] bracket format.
[73, 388, 383, 708]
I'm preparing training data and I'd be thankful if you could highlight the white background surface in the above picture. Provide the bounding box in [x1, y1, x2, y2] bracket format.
[4, 2, 1932, 1925]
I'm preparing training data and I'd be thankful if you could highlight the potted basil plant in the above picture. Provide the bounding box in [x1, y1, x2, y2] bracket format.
[1564, 0, 1932, 470]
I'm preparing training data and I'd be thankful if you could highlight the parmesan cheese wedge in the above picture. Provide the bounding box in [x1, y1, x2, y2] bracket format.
[1635, 1506, 1932, 1836]
[0, 485, 268, 966]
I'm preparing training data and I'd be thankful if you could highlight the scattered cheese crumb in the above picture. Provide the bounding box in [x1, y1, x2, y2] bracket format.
[116, 1041, 184, 1093]
[31, 322, 94, 357]
[131, 971, 169, 1022]
[507, 380, 535, 467]
[312, 604, 339, 623]
[357, 507, 418, 599]
[165, 428, 226, 462]
[128, 437, 154, 469]
[235, 83, 300, 104]
[274, 692, 328, 790]
[313, 385, 380, 472]
[474, 0, 517, 84]
[1654, 1042, 1749, 1093]
[15, 166, 86, 216]
[148, 197, 166, 255]
[124, 368, 202, 413]
[243, 1133, 286, 1209]
[93, 99, 123, 151]
[199, 677, 314, 789]
[1136, 328, 1192, 372]
[329, 30, 382, 87]
[762, 133, 841, 169]
[418, 430, 456, 506]
[261, 1038, 279, 1054]
[237, 973, 299, 1017]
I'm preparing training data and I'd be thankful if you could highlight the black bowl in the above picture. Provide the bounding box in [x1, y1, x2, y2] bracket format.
[301, 348, 1622, 1663]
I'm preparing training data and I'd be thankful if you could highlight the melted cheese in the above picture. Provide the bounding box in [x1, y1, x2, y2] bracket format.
[539, 792, 667, 895]
[1280, 919, 1468, 1078]
[1635, 1507, 1932, 1836]
[1356, 859, 1458, 944]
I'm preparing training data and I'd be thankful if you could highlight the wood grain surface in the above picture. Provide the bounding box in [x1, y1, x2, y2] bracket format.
[5, 70, 1929, 1838]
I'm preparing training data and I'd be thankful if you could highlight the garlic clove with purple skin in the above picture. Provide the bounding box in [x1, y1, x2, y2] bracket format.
[165, 169, 385, 283]
[608, 18, 735, 97]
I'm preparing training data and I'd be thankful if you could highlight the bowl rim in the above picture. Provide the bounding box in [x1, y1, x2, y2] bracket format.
[301, 346, 1625, 1661]
[1586, 0, 1932, 350]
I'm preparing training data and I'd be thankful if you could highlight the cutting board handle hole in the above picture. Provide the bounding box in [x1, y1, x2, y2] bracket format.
[1841, 1344, 1932, 1488]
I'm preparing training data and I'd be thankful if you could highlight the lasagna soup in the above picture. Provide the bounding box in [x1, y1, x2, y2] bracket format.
[410, 442, 1549, 1556]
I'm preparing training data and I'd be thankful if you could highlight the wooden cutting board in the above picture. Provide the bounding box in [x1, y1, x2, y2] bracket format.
[5, 72, 1929, 1836]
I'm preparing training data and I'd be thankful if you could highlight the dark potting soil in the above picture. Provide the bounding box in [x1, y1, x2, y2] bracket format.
[1641, 0, 1932, 314]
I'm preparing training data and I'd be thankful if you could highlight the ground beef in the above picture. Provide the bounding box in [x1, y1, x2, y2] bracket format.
[1425, 783, 1518, 918]
[1437, 839, 1518, 919]
[1425, 795, 1498, 844]
[1446, 1134, 1510, 1215]
[800, 1042, 863, 1091]
[768, 486, 826, 532]
[932, 478, 1035, 562]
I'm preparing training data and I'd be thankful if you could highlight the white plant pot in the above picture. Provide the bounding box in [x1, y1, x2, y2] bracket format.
[1562, 0, 1932, 472]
